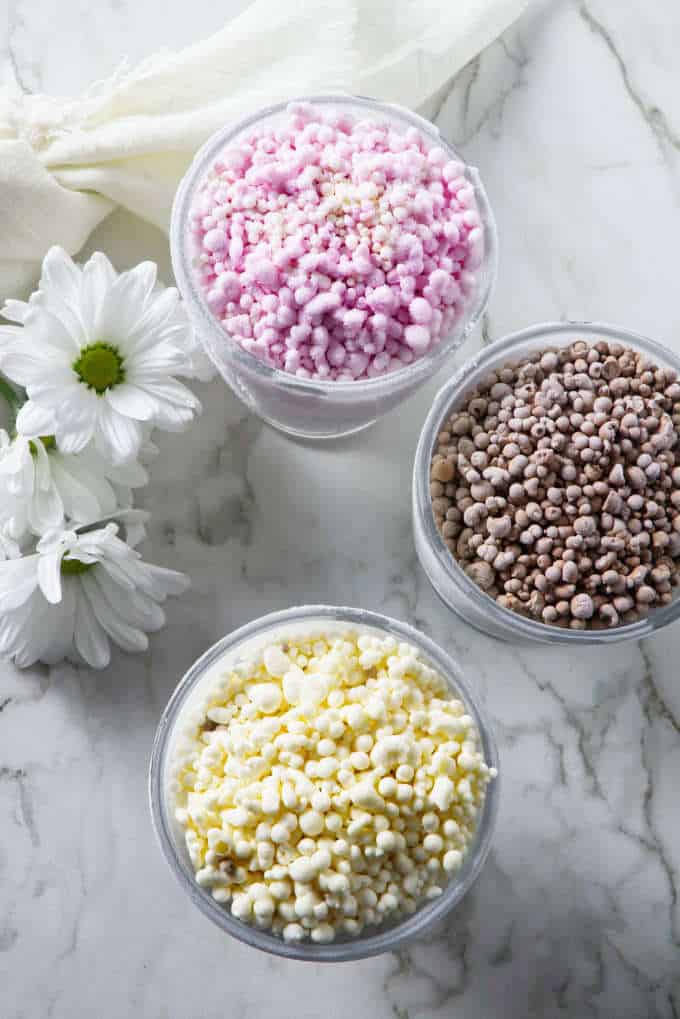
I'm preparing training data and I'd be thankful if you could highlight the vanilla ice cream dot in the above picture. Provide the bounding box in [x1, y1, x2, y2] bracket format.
[170, 625, 496, 943]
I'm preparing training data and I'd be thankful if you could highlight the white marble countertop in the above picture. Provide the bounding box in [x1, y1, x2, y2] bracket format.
[2, 1, 680, 1016]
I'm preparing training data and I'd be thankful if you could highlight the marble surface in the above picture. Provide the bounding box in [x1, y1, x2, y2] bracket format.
[2, 1, 680, 1016]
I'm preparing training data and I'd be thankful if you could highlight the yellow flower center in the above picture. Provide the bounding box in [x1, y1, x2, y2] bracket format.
[61, 556, 95, 576]
[73, 343, 125, 393]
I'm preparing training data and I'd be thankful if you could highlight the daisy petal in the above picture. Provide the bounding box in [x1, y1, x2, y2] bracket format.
[132, 375, 200, 407]
[82, 572, 149, 653]
[78, 252, 117, 336]
[104, 383, 158, 421]
[56, 415, 97, 455]
[40, 247, 81, 306]
[124, 289, 181, 353]
[15, 401, 57, 438]
[39, 580, 77, 665]
[141, 563, 190, 600]
[24, 306, 82, 358]
[73, 582, 111, 668]
[93, 567, 164, 630]
[37, 547, 63, 604]
[49, 456, 112, 523]
[0, 354, 48, 388]
[0, 556, 39, 612]
[29, 480, 64, 534]
[95, 403, 142, 464]
[98, 558, 137, 591]
[0, 590, 52, 666]
[1, 299, 31, 324]
[96, 262, 158, 344]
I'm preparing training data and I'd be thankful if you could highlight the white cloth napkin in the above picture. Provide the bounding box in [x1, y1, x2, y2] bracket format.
[0, 0, 527, 301]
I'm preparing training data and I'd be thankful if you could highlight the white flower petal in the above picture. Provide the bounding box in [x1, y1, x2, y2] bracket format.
[0, 590, 50, 666]
[126, 343, 188, 376]
[0, 528, 20, 561]
[29, 482, 64, 534]
[55, 395, 98, 454]
[139, 563, 190, 600]
[1, 299, 31, 324]
[0, 353, 48, 388]
[37, 547, 64, 604]
[78, 252, 117, 337]
[132, 375, 200, 408]
[98, 558, 137, 591]
[94, 403, 141, 464]
[39, 580, 77, 665]
[0, 603, 33, 657]
[104, 383, 158, 422]
[126, 287, 180, 350]
[51, 467, 103, 523]
[0, 555, 39, 612]
[39, 247, 82, 307]
[92, 567, 164, 630]
[14, 401, 57, 438]
[0, 323, 24, 353]
[73, 581, 111, 669]
[49, 455, 116, 522]
[96, 262, 158, 343]
[82, 572, 149, 653]
[24, 306, 81, 359]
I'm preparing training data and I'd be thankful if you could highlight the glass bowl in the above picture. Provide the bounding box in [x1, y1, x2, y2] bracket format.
[413, 321, 680, 645]
[170, 94, 497, 440]
[148, 605, 500, 961]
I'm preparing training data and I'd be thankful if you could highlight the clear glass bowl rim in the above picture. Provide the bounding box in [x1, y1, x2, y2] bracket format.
[148, 604, 500, 962]
[170, 92, 498, 396]
[413, 320, 680, 644]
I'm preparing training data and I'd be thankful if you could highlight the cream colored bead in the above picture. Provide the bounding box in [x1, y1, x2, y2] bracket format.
[376, 830, 397, 852]
[423, 833, 444, 854]
[282, 922, 305, 942]
[173, 624, 495, 944]
[300, 810, 324, 836]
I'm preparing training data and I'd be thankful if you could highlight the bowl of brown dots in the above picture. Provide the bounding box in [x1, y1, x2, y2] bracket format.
[412, 321, 680, 644]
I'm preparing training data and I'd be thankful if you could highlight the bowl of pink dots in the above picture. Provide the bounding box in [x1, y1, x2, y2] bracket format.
[171, 95, 497, 439]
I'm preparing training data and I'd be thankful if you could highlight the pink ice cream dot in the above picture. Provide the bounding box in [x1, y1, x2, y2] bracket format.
[204, 228, 227, 251]
[409, 297, 433, 324]
[328, 343, 347, 367]
[304, 292, 341, 318]
[343, 308, 367, 332]
[294, 286, 316, 306]
[404, 325, 431, 354]
[348, 352, 369, 378]
[367, 285, 397, 314]
[191, 105, 484, 381]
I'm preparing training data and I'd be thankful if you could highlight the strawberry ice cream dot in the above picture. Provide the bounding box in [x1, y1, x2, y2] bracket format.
[204, 228, 227, 251]
[404, 325, 431, 353]
[409, 298, 433, 324]
[190, 102, 484, 381]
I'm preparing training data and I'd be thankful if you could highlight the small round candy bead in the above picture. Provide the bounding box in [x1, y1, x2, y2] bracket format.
[191, 103, 483, 381]
[172, 627, 496, 945]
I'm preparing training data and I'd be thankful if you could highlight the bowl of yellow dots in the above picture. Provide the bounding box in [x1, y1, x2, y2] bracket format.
[149, 605, 499, 960]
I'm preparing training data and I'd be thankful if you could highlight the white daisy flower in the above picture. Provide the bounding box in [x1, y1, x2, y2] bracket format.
[0, 247, 202, 464]
[0, 427, 147, 540]
[0, 526, 19, 562]
[0, 523, 189, 669]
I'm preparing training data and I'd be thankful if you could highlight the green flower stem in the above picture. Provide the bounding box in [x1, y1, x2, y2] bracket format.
[61, 557, 96, 576]
[0, 374, 23, 429]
